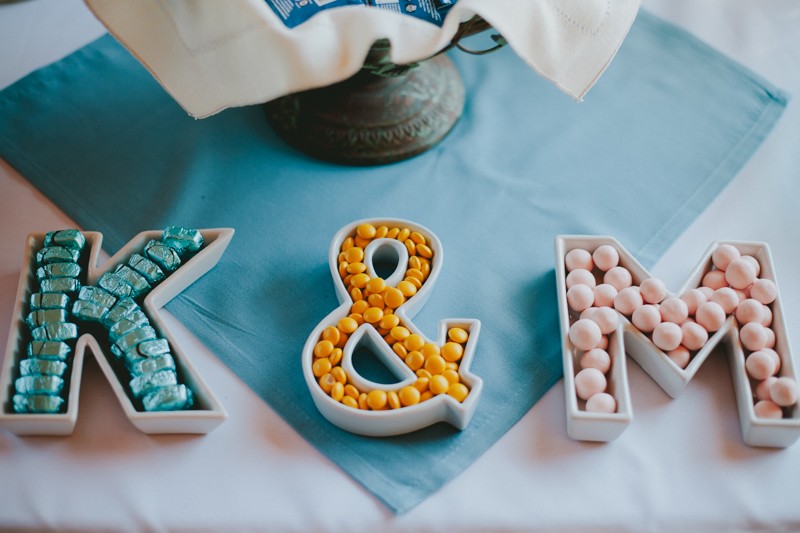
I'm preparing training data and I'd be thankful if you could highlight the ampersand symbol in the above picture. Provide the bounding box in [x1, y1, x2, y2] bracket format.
[303, 219, 482, 436]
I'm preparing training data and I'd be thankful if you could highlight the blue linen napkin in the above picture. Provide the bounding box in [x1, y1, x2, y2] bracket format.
[0, 11, 786, 513]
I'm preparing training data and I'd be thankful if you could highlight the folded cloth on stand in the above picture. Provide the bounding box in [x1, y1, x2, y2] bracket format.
[83, 0, 641, 117]
[0, 11, 786, 513]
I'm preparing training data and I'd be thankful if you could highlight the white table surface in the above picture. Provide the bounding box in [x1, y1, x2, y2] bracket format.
[1, 1, 799, 531]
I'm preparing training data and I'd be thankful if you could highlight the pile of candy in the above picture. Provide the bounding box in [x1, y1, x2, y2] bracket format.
[13, 230, 86, 413]
[564, 243, 799, 418]
[12, 226, 204, 413]
[312, 223, 471, 410]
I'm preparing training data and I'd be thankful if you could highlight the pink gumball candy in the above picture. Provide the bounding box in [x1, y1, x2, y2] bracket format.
[712, 244, 741, 271]
[586, 392, 617, 413]
[755, 376, 778, 402]
[702, 270, 728, 291]
[742, 255, 761, 277]
[569, 319, 602, 351]
[698, 286, 715, 300]
[750, 278, 777, 305]
[580, 348, 611, 373]
[632, 304, 661, 333]
[565, 248, 593, 272]
[753, 400, 783, 419]
[640, 277, 667, 304]
[594, 334, 609, 351]
[735, 299, 764, 325]
[764, 327, 776, 349]
[726, 258, 757, 290]
[592, 245, 619, 272]
[566, 268, 596, 289]
[695, 301, 726, 332]
[710, 287, 739, 315]
[593, 283, 618, 308]
[652, 322, 682, 352]
[745, 350, 777, 380]
[680, 321, 708, 351]
[761, 305, 773, 327]
[604, 266, 632, 291]
[761, 348, 781, 374]
[567, 284, 595, 312]
[574, 368, 607, 400]
[660, 297, 689, 324]
[740, 322, 768, 352]
[668, 346, 691, 369]
[614, 287, 643, 316]
[680, 288, 707, 316]
[770, 377, 799, 407]
[591, 306, 619, 335]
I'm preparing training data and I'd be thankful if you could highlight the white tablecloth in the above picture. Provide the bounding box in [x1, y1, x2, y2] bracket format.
[1, 1, 799, 531]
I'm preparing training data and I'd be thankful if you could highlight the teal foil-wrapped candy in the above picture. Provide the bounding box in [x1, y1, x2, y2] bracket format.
[15, 374, 64, 395]
[36, 261, 81, 280]
[128, 253, 165, 284]
[36, 246, 80, 265]
[108, 309, 149, 341]
[27, 340, 71, 360]
[161, 226, 203, 258]
[102, 297, 138, 328]
[31, 322, 78, 342]
[13, 393, 64, 413]
[43, 229, 85, 251]
[39, 277, 80, 295]
[97, 272, 133, 299]
[72, 300, 109, 322]
[127, 353, 175, 377]
[144, 240, 181, 272]
[25, 309, 68, 328]
[113, 265, 150, 297]
[142, 384, 193, 411]
[30, 292, 70, 310]
[113, 325, 157, 356]
[122, 338, 170, 363]
[129, 369, 178, 398]
[20, 358, 68, 377]
[78, 286, 117, 309]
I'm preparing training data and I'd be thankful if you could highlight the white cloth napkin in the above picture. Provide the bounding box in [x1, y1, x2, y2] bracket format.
[84, 0, 641, 118]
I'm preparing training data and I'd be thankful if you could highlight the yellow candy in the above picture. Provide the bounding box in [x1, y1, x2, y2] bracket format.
[342, 396, 358, 409]
[354, 236, 370, 248]
[442, 342, 464, 362]
[420, 342, 440, 358]
[341, 237, 354, 252]
[404, 333, 425, 352]
[420, 391, 433, 402]
[314, 339, 334, 358]
[405, 350, 424, 371]
[387, 390, 401, 409]
[336, 333, 348, 348]
[367, 389, 388, 410]
[344, 384, 360, 399]
[331, 367, 347, 384]
[413, 377, 430, 392]
[338, 262, 348, 278]
[344, 246, 364, 264]
[312, 357, 332, 377]
[338, 316, 358, 334]
[416, 244, 433, 259]
[448, 327, 469, 344]
[424, 354, 446, 375]
[363, 306, 384, 324]
[442, 369, 460, 384]
[367, 293, 384, 309]
[409, 231, 426, 245]
[397, 280, 417, 298]
[322, 326, 340, 346]
[397, 228, 410, 242]
[350, 273, 370, 289]
[386, 227, 400, 239]
[349, 313, 364, 326]
[406, 268, 424, 281]
[319, 373, 336, 393]
[416, 368, 432, 380]
[390, 326, 410, 342]
[351, 300, 370, 315]
[358, 392, 369, 410]
[357, 223, 377, 239]
[404, 239, 416, 256]
[366, 277, 385, 294]
[379, 313, 400, 330]
[408, 256, 422, 271]
[350, 287, 363, 302]
[346, 261, 367, 274]
[383, 287, 405, 309]
[331, 382, 345, 401]
[445, 361, 459, 371]
[399, 385, 421, 406]
[392, 343, 408, 358]
[447, 383, 469, 402]
[329, 347, 343, 366]
[404, 276, 422, 290]
[375, 226, 389, 239]
[429, 375, 449, 395]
